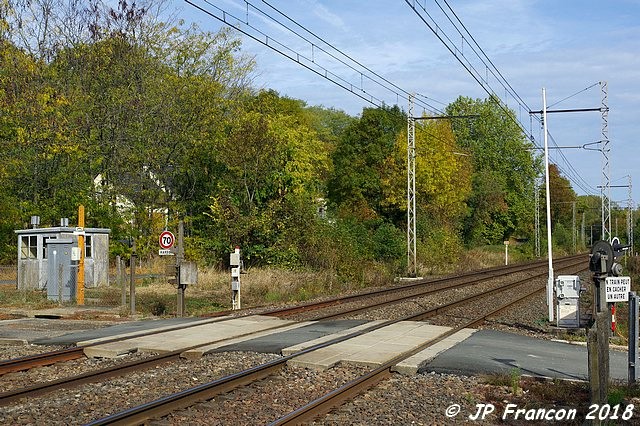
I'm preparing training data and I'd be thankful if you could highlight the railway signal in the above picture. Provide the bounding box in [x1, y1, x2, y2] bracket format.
[230, 246, 243, 310]
[587, 238, 633, 404]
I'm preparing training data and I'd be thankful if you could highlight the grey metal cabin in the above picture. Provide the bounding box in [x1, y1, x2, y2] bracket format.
[15, 226, 110, 291]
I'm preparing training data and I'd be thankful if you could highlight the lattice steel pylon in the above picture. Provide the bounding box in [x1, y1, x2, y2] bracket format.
[407, 95, 417, 277]
[601, 81, 611, 242]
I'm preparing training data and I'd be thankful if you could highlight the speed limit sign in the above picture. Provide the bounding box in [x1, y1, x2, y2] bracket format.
[159, 230, 175, 249]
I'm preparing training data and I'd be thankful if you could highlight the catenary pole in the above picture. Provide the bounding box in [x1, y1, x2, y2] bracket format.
[407, 95, 417, 277]
[542, 88, 554, 322]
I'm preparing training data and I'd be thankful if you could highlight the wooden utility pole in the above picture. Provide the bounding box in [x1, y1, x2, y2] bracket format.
[176, 221, 186, 317]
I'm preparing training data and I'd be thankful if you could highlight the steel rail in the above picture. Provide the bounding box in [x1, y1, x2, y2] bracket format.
[312, 256, 585, 321]
[265, 254, 585, 318]
[0, 255, 581, 376]
[269, 263, 588, 425]
[85, 261, 587, 425]
[0, 351, 182, 406]
[0, 347, 86, 376]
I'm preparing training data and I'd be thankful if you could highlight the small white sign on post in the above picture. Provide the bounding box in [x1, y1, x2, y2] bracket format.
[605, 276, 631, 302]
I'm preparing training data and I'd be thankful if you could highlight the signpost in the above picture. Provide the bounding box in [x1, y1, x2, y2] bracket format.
[158, 225, 197, 317]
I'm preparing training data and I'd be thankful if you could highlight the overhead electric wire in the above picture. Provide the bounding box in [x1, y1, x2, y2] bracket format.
[403, 0, 541, 148]
[547, 132, 599, 195]
[438, 0, 532, 113]
[185, 0, 383, 107]
[184, 0, 443, 115]
[405, 0, 603, 197]
[257, 0, 444, 114]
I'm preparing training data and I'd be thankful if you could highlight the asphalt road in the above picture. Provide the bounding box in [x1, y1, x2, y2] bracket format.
[422, 329, 630, 381]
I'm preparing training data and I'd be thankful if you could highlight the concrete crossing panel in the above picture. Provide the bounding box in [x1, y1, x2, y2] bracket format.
[83, 315, 295, 358]
[287, 321, 451, 370]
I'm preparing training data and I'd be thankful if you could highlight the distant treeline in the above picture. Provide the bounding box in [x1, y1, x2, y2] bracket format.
[1, 0, 611, 280]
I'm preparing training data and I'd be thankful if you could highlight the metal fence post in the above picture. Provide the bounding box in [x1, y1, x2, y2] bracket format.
[176, 221, 185, 317]
[117, 255, 125, 306]
[130, 241, 136, 316]
[629, 291, 638, 385]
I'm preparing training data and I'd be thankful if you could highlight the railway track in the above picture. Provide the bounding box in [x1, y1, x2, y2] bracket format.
[0, 255, 585, 412]
[71, 258, 587, 425]
[0, 254, 582, 377]
[271, 264, 588, 425]
[264, 254, 585, 319]
[286, 255, 586, 321]
[0, 311, 230, 375]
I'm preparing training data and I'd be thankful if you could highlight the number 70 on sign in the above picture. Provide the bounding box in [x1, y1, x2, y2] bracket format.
[159, 230, 175, 255]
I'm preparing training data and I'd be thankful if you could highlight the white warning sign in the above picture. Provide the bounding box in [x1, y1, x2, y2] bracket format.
[605, 276, 631, 303]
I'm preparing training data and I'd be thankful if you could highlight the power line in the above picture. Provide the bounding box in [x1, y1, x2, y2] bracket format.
[547, 133, 599, 195]
[191, 0, 601, 200]
[405, 1, 602, 198]
[184, 0, 442, 114]
[438, 0, 532, 112]
[257, 0, 444, 114]
[403, 0, 540, 147]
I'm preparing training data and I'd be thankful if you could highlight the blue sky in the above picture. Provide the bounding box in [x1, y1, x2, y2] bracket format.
[176, 0, 640, 211]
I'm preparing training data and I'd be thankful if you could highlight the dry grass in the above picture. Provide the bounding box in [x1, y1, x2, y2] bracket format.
[133, 266, 341, 308]
[0, 266, 16, 281]
[0, 256, 393, 317]
[457, 247, 507, 272]
[120, 256, 393, 315]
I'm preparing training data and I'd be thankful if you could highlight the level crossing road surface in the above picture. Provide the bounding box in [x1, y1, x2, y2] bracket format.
[0, 316, 630, 381]
[422, 329, 629, 381]
[0, 317, 203, 345]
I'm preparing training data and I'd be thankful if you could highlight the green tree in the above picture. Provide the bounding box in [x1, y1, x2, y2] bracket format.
[380, 116, 472, 270]
[380, 117, 471, 227]
[547, 164, 577, 228]
[0, 39, 87, 223]
[328, 105, 406, 220]
[577, 194, 603, 244]
[50, 13, 255, 255]
[206, 90, 331, 265]
[446, 96, 540, 246]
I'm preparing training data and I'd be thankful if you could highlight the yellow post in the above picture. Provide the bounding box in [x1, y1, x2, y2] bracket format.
[77, 205, 85, 305]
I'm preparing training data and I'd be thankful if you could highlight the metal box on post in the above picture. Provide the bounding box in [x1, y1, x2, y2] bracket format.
[179, 261, 198, 285]
[556, 275, 582, 328]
